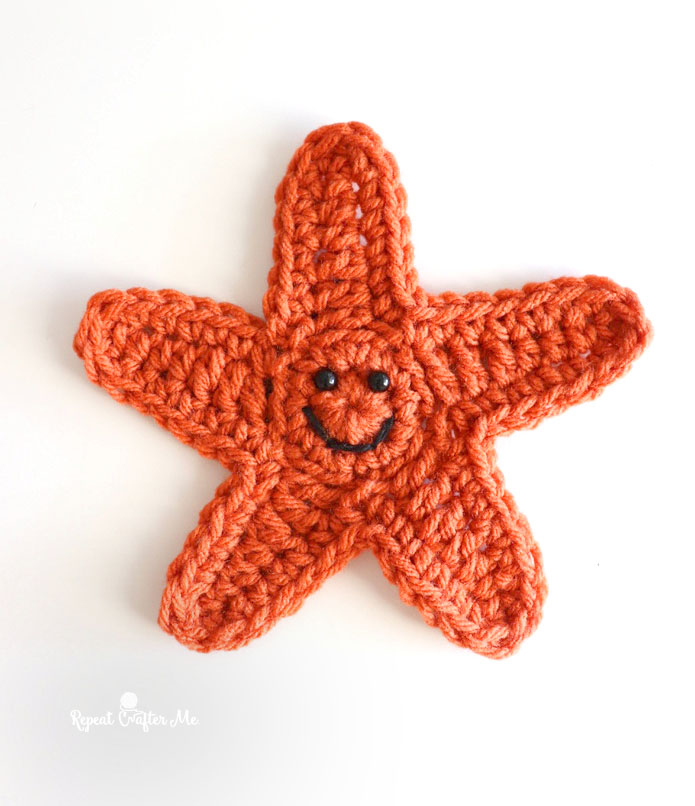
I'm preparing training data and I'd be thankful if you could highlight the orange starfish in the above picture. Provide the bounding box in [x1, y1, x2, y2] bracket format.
[74, 122, 651, 657]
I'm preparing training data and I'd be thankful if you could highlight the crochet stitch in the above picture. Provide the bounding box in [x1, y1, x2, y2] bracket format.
[74, 122, 651, 657]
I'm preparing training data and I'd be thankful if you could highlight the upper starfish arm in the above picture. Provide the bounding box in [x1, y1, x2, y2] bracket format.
[427, 275, 652, 436]
[74, 288, 269, 467]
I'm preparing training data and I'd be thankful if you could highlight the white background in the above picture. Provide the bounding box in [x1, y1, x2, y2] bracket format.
[1, 2, 693, 804]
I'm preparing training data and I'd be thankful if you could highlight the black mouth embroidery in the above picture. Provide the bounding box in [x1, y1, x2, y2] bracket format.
[302, 407, 394, 454]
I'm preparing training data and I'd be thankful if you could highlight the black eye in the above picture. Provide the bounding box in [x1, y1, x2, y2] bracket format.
[314, 368, 338, 391]
[368, 371, 390, 392]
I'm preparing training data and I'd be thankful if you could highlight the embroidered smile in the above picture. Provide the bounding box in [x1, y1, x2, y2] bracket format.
[302, 407, 394, 454]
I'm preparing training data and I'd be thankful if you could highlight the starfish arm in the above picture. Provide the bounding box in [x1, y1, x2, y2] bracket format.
[74, 288, 269, 467]
[367, 426, 547, 658]
[159, 458, 367, 651]
[264, 121, 419, 345]
[427, 275, 652, 436]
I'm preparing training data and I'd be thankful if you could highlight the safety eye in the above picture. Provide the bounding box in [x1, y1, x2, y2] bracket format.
[367, 371, 390, 392]
[314, 368, 338, 391]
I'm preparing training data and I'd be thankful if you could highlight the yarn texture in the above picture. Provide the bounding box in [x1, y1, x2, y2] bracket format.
[74, 122, 652, 657]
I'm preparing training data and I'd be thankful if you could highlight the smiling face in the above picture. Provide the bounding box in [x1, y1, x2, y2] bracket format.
[302, 365, 395, 454]
[269, 328, 428, 479]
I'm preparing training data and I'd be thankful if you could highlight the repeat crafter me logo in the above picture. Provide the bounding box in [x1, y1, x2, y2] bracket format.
[70, 691, 199, 733]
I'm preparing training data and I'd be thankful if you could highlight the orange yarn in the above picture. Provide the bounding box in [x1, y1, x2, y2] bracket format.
[74, 122, 652, 657]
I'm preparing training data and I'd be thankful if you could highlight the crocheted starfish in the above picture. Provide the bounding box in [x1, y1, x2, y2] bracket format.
[74, 122, 651, 657]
